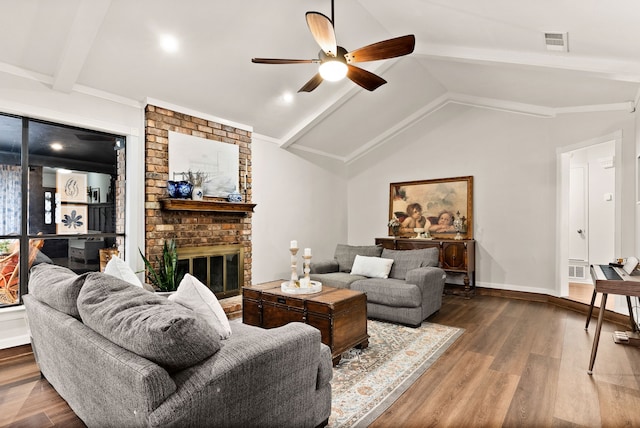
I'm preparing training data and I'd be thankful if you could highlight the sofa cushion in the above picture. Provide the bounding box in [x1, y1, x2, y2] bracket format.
[28, 263, 90, 319]
[77, 272, 220, 371]
[334, 244, 383, 272]
[168, 273, 232, 340]
[104, 255, 144, 288]
[350, 255, 394, 279]
[382, 248, 439, 280]
[351, 278, 422, 308]
[309, 272, 367, 289]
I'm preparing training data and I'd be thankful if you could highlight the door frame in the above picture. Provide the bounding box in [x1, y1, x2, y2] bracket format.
[556, 130, 622, 298]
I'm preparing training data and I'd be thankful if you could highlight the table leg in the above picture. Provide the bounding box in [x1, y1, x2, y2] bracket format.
[585, 289, 597, 330]
[626, 296, 638, 332]
[588, 293, 608, 375]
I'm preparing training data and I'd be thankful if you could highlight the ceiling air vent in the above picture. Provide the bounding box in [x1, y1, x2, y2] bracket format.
[544, 32, 568, 52]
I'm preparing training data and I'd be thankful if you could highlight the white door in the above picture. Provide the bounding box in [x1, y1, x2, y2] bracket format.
[569, 165, 588, 261]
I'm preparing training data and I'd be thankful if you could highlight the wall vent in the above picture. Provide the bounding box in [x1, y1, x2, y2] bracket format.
[569, 264, 585, 279]
[544, 32, 568, 52]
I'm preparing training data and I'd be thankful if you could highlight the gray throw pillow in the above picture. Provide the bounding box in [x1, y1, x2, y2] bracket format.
[334, 244, 383, 272]
[382, 248, 440, 280]
[28, 263, 90, 319]
[77, 272, 220, 371]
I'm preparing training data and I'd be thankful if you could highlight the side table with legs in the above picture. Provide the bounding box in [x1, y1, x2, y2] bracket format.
[586, 265, 640, 375]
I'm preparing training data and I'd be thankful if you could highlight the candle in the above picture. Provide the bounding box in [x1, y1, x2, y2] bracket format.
[242, 159, 247, 190]
[290, 240, 298, 249]
[304, 248, 311, 257]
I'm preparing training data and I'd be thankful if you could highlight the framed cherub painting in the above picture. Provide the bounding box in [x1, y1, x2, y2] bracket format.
[389, 176, 473, 239]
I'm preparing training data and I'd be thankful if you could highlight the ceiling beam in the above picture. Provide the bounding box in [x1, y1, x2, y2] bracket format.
[413, 43, 640, 83]
[52, 0, 112, 93]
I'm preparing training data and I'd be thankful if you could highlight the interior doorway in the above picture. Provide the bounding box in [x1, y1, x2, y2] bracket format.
[557, 132, 620, 303]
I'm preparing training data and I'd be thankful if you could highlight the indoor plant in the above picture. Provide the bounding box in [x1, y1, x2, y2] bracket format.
[139, 239, 185, 292]
[187, 170, 208, 200]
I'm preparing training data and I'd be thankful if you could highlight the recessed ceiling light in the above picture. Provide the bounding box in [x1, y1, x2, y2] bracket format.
[160, 34, 179, 53]
[282, 92, 294, 103]
[50, 143, 63, 151]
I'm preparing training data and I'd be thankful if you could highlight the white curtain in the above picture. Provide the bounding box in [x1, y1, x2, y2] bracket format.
[0, 165, 21, 235]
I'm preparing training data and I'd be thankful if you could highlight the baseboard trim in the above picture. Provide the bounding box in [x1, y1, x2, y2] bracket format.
[476, 287, 632, 328]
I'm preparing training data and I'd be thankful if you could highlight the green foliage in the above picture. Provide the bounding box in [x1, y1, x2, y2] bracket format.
[139, 239, 185, 292]
[0, 240, 11, 254]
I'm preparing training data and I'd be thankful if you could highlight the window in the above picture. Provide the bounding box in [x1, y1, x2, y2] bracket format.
[0, 114, 126, 307]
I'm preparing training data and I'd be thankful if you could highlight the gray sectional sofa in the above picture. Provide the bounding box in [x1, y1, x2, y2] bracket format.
[310, 244, 446, 327]
[24, 263, 332, 428]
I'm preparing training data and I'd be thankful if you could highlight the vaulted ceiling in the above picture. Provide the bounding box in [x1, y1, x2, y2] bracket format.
[1, 0, 639, 163]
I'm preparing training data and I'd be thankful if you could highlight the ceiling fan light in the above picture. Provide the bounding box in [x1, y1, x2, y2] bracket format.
[319, 60, 347, 81]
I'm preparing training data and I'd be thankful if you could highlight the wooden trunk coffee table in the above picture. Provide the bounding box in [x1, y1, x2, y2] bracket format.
[242, 281, 369, 365]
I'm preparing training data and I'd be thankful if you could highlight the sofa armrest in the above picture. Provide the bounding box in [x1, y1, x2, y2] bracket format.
[310, 259, 339, 274]
[406, 266, 446, 310]
[149, 322, 332, 428]
[406, 266, 446, 286]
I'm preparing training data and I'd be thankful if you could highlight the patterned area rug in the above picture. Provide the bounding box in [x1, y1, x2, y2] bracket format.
[329, 320, 464, 428]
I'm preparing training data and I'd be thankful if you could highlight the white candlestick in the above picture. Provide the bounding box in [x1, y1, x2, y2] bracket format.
[291, 240, 298, 249]
[290, 247, 299, 286]
[304, 248, 311, 257]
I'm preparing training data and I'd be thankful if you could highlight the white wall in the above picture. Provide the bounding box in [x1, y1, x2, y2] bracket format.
[347, 103, 636, 296]
[251, 135, 348, 283]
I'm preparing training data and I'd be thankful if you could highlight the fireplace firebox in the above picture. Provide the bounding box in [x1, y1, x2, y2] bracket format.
[177, 244, 244, 299]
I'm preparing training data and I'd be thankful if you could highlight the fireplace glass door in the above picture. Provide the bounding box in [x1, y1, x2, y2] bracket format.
[177, 244, 243, 299]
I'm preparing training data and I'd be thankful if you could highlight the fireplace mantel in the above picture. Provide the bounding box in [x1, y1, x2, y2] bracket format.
[160, 198, 256, 214]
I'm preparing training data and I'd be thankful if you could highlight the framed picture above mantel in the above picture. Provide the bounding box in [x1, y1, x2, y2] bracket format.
[389, 176, 473, 239]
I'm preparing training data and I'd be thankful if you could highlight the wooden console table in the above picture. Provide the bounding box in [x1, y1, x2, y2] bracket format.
[376, 237, 476, 297]
[586, 265, 640, 374]
[243, 281, 369, 365]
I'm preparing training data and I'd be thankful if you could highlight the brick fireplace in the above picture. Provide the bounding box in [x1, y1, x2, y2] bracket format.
[144, 104, 252, 294]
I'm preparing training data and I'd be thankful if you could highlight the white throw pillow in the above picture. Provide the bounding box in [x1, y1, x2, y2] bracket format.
[168, 274, 232, 340]
[104, 256, 144, 288]
[350, 255, 394, 279]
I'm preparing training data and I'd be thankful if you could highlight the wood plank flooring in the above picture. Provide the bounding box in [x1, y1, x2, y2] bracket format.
[371, 295, 640, 428]
[1, 294, 639, 427]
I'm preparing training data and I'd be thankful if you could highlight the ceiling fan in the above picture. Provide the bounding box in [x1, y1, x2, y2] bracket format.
[251, 0, 415, 93]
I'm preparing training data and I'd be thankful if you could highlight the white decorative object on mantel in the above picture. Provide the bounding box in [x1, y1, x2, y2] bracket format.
[192, 186, 204, 200]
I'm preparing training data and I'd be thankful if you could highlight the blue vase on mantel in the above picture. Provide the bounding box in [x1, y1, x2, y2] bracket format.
[168, 180, 193, 199]
[167, 180, 179, 198]
[227, 192, 242, 202]
[177, 181, 193, 199]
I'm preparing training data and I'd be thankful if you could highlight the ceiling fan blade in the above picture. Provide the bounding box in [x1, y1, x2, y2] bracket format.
[346, 65, 387, 91]
[252, 58, 318, 64]
[305, 12, 337, 57]
[344, 35, 416, 63]
[298, 73, 324, 93]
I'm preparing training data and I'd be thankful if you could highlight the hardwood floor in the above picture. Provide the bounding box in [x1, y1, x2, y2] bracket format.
[1, 294, 639, 427]
[372, 295, 640, 428]
[569, 281, 615, 310]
